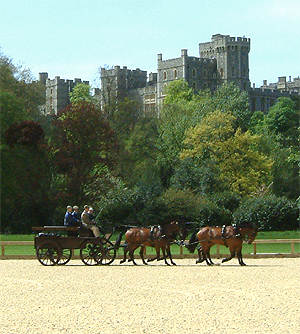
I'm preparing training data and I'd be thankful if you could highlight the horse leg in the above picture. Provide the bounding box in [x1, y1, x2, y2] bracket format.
[129, 248, 138, 265]
[204, 248, 213, 266]
[147, 246, 159, 262]
[207, 247, 214, 265]
[139, 246, 148, 265]
[237, 248, 246, 266]
[221, 245, 235, 263]
[166, 244, 176, 265]
[127, 245, 138, 265]
[120, 244, 128, 264]
[201, 245, 212, 266]
[196, 246, 205, 264]
[161, 245, 170, 266]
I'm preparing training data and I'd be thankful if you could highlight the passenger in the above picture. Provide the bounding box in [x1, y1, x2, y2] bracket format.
[81, 205, 100, 237]
[64, 205, 74, 226]
[72, 206, 81, 227]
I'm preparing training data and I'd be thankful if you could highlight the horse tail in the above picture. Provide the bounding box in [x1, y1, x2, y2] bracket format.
[114, 231, 124, 250]
[186, 231, 198, 253]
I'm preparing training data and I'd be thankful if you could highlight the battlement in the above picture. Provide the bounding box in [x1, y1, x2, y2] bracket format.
[45, 75, 89, 86]
[101, 66, 147, 77]
[211, 34, 250, 44]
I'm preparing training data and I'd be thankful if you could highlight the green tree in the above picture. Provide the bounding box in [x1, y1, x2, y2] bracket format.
[69, 83, 93, 105]
[182, 110, 273, 195]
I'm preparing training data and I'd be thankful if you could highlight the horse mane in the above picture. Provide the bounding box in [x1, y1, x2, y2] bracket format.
[186, 231, 198, 253]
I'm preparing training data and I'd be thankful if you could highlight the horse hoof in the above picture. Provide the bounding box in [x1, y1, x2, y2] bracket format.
[171, 262, 177, 266]
[120, 260, 125, 264]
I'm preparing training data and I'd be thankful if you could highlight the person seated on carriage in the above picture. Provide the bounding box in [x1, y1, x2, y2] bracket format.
[64, 205, 74, 226]
[72, 205, 81, 227]
[81, 205, 100, 237]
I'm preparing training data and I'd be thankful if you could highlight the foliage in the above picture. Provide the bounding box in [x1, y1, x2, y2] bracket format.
[265, 97, 299, 148]
[69, 83, 93, 105]
[50, 102, 118, 204]
[170, 158, 222, 194]
[163, 79, 194, 104]
[233, 195, 298, 231]
[160, 188, 231, 226]
[0, 53, 45, 114]
[182, 110, 273, 195]
[5, 120, 44, 147]
[209, 191, 241, 212]
[211, 83, 252, 131]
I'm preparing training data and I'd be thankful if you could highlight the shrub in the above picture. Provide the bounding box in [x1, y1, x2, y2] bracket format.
[233, 195, 298, 230]
[160, 188, 231, 226]
[210, 191, 241, 212]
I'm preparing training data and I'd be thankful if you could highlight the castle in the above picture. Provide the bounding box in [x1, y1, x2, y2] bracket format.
[40, 34, 300, 115]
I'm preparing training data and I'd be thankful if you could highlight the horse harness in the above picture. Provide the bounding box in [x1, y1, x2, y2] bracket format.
[221, 225, 242, 246]
[150, 225, 166, 241]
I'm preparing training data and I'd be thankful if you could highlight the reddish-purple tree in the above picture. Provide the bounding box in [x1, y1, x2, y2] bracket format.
[51, 102, 118, 203]
[5, 120, 44, 147]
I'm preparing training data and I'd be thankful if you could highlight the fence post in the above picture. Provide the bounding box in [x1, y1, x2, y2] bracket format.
[253, 243, 257, 255]
[180, 245, 183, 257]
[291, 242, 295, 254]
[216, 244, 220, 258]
[1, 245, 4, 256]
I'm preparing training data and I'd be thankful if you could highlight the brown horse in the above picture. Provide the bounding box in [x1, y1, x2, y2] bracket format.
[120, 222, 186, 266]
[187, 225, 257, 266]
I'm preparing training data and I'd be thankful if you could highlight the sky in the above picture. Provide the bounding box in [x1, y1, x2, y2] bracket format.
[1, 0, 299, 88]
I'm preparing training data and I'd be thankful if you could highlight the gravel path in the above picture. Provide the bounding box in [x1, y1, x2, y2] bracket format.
[1, 258, 299, 334]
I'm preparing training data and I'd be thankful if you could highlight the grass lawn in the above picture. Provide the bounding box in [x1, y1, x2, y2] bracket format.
[1, 230, 299, 256]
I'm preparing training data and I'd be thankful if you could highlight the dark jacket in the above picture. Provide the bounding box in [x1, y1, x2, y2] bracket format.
[64, 211, 75, 226]
[72, 211, 81, 226]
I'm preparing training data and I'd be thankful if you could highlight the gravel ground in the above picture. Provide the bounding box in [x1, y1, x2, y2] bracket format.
[1, 258, 300, 334]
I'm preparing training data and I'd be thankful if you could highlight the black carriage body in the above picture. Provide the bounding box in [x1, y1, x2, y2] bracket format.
[32, 226, 116, 266]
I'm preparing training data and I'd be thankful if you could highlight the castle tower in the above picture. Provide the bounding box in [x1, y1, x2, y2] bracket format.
[199, 34, 250, 90]
[101, 66, 147, 106]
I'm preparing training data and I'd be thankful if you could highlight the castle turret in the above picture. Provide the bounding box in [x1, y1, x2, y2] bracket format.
[199, 34, 250, 90]
[39, 72, 48, 85]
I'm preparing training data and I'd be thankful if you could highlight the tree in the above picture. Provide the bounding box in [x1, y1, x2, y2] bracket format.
[69, 83, 93, 105]
[264, 97, 299, 148]
[181, 110, 273, 196]
[50, 102, 118, 204]
[163, 79, 194, 105]
[211, 83, 252, 131]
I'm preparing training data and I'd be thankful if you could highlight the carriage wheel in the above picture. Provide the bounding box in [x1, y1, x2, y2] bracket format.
[99, 240, 116, 265]
[58, 249, 72, 265]
[36, 243, 60, 266]
[80, 240, 101, 266]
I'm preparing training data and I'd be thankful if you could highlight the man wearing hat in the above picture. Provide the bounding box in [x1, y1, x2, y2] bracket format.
[72, 206, 81, 227]
[64, 205, 74, 226]
[81, 205, 100, 237]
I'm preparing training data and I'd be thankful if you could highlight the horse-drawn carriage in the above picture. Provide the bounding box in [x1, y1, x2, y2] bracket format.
[32, 225, 117, 266]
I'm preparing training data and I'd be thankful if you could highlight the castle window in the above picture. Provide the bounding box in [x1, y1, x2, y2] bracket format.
[163, 71, 167, 80]
[192, 69, 196, 77]
[174, 69, 177, 79]
[192, 82, 196, 90]
[232, 66, 234, 77]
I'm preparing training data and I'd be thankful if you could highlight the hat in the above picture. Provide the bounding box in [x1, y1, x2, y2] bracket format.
[66, 205, 72, 209]
[84, 205, 89, 209]
[73, 205, 79, 210]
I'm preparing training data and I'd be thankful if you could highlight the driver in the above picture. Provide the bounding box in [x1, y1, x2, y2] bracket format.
[81, 205, 100, 237]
